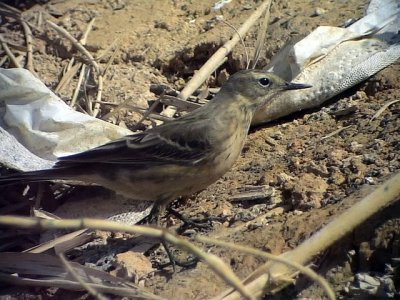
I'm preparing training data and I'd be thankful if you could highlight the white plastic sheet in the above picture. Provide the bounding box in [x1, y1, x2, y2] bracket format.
[0, 68, 132, 171]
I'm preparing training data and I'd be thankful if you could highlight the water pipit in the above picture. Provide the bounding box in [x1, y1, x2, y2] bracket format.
[0, 70, 310, 220]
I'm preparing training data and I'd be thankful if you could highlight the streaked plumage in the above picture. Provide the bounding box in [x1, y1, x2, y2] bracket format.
[0, 70, 310, 212]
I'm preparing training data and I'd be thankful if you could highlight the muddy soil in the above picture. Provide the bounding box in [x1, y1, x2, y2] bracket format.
[0, 0, 399, 299]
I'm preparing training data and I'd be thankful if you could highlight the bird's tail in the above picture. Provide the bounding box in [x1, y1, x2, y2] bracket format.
[0, 168, 73, 186]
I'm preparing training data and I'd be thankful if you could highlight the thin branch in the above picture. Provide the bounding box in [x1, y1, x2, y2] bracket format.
[369, 99, 400, 122]
[178, 0, 270, 101]
[0, 55, 8, 67]
[199, 236, 335, 300]
[92, 74, 103, 117]
[70, 64, 86, 107]
[132, 98, 161, 131]
[220, 20, 250, 69]
[55, 62, 82, 93]
[80, 18, 96, 45]
[251, 0, 272, 68]
[218, 171, 400, 299]
[321, 125, 353, 140]
[0, 216, 254, 300]
[59, 253, 108, 300]
[0, 34, 22, 68]
[46, 20, 99, 73]
[20, 20, 35, 73]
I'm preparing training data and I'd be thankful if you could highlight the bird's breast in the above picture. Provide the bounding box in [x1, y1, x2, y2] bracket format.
[210, 115, 251, 177]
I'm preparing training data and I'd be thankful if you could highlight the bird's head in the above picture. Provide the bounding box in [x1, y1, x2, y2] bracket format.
[219, 69, 311, 109]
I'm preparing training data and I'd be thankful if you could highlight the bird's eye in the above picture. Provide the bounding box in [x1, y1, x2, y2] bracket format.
[258, 77, 271, 86]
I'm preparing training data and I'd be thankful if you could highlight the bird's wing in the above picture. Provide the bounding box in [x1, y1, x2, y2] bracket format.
[56, 116, 214, 168]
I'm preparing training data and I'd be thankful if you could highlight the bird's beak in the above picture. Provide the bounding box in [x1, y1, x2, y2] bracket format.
[283, 82, 312, 90]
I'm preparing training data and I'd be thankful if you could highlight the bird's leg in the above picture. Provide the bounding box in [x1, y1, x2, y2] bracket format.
[138, 201, 199, 270]
[138, 202, 164, 225]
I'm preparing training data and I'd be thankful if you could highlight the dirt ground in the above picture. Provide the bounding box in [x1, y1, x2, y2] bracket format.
[0, 0, 399, 299]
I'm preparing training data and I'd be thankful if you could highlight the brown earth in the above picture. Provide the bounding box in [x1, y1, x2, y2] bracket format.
[0, 0, 399, 299]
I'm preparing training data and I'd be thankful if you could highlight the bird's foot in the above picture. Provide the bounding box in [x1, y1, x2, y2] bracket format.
[168, 207, 228, 235]
[157, 241, 199, 271]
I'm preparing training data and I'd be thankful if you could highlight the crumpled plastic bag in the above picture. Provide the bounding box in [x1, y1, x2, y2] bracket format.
[0, 68, 132, 171]
[252, 0, 400, 125]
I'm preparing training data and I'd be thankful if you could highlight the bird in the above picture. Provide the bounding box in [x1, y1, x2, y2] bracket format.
[0, 70, 310, 220]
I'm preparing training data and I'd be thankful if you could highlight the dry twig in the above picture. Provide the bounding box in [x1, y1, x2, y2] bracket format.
[321, 125, 353, 140]
[369, 99, 400, 122]
[59, 253, 108, 300]
[220, 20, 250, 69]
[0, 216, 254, 300]
[55, 62, 82, 93]
[199, 236, 335, 300]
[217, 171, 400, 299]
[162, 0, 272, 118]
[0, 55, 8, 67]
[251, 0, 272, 68]
[20, 20, 35, 73]
[0, 34, 22, 68]
[70, 64, 86, 107]
[179, 0, 271, 100]
[46, 20, 99, 73]
[0, 3, 35, 73]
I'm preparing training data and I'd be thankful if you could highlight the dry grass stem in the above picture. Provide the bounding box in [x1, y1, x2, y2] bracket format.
[198, 236, 335, 300]
[102, 40, 120, 76]
[0, 3, 36, 73]
[321, 125, 353, 140]
[65, 57, 75, 73]
[160, 95, 202, 111]
[92, 74, 103, 117]
[0, 2, 21, 15]
[178, 0, 270, 101]
[0, 55, 8, 67]
[68, 19, 96, 109]
[20, 20, 35, 73]
[24, 229, 91, 254]
[252, 0, 272, 68]
[0, 216, 253, 300]
[370, 99, 400, 122]
[80, 18, 96, 45]
[0, 34, 22, 68]
[218, 172, 400, 299]
[0, 252, 163, 299]
[160, 0, 271, 118]
[133, 99, 161, 131]
[46, 20, 99, 73]
[59, 253, 108, 300]
[220, 20, 250, 69]
[93, 41, 120, 117]
[55, 62, 82, 93]
[101, 101, 172, 123]
[96, 38, 120, 61]
[71, 64, 87, 107]
[92, 100, 119, 106]
[0, 272, 158, 299]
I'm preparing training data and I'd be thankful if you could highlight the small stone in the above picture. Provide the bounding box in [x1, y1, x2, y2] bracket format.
[311, 7, 326, 17]
[270, 131, 283, 140]
[362, 153, 376, 164]
[154, 20, 173, 31]
[112, 251, 153, 282]
[203, 15, 224, 31]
